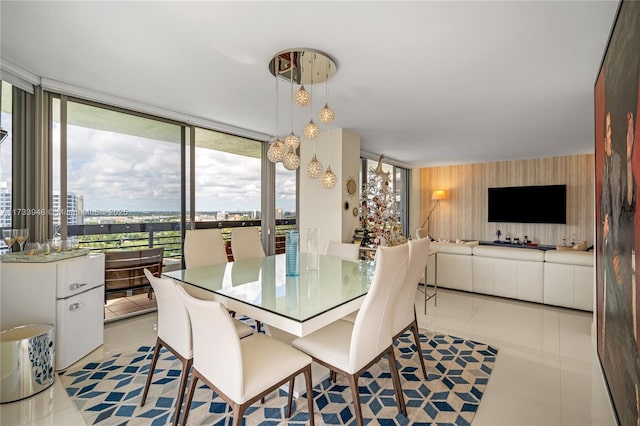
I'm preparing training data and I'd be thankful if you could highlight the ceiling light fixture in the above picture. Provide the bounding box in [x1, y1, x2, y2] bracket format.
[303, 53, 319, 140]
[294, 85, 311, 107]
[283, 69, 300, 170]
[319, 59, 335, 124]
[284, 71, 300, 151]
[268, 49, 337, 179]
[294, 56, 311, 107]
[303, 119, 319, 139]
[267, 57, 285, 163]
[283, 148, 301, 171]
[307, 153, 323, 179]
[321, 165, 337, 189]
[321, 128, 337, 189]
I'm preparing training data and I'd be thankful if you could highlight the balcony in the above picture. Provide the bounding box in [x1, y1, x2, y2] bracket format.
[66, 219, 297, 263]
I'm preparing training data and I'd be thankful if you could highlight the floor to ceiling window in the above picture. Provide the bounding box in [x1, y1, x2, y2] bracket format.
[193, 127, 297, 254]
[275, 163, 296, 220]
[4, 84, 299, 258]
[362, 156, 410, 239]
[194, 128, 262, 222]
[0, 81, 13, 251]
[60, 100, 183, 258]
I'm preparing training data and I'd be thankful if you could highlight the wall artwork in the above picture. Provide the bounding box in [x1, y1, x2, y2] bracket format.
[594, 1, 640, 424]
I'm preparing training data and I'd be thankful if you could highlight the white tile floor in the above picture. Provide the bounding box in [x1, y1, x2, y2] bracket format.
[1, 288, 617, 425]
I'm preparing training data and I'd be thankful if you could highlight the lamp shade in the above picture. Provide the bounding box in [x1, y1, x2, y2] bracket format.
[431, 190, 447, 200]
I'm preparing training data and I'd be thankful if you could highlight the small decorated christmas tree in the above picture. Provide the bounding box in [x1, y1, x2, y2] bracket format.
[359, 155, 406, 247]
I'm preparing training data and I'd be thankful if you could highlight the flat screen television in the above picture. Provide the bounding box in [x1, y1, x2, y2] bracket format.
[488, 184, 566, 224]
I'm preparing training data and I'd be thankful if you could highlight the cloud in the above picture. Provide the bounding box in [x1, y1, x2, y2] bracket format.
[59, 124, 296, 212]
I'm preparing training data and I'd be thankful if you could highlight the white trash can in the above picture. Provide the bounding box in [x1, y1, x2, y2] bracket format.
[0, 324, 55, 403]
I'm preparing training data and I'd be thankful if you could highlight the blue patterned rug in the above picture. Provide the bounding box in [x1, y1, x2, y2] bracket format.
[59, 326, 498, 425]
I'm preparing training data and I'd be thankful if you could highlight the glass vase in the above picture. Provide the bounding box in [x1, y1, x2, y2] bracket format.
[285, 230, 299, 277]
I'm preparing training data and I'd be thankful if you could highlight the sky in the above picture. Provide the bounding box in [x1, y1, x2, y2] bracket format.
[57, 124, 297, 212]
[0, 114, 296, 213]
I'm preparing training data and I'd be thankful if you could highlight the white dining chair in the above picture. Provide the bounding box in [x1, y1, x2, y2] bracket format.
[392, 237, 430, 380]
[184, 229, 228, 268]
[291, 244, 409, 426]
[140, 270, 253, 426]
[326, 241, 364, 324]
[324, 241, 361, 260]
[176, 285, 315, 426]
[229, 227, 267, 332]
[139, 270, 192, 426]
[230, 227, 266, 261]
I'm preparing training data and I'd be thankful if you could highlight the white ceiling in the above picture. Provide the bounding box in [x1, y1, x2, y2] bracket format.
[0, 1, 619, 168]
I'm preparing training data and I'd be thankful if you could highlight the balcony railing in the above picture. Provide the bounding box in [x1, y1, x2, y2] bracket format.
[66, 219, 297, 261]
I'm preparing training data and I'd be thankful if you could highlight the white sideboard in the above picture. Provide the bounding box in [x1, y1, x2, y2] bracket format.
[543, 250, 594, 311]
[1, 253, 105, 370]
[426, 242, 474, 292]
[423, 242, 593, 311]
[472, 246, 545, 303]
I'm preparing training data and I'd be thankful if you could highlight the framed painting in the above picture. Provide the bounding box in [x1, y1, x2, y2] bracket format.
[594, 1, 640, 424]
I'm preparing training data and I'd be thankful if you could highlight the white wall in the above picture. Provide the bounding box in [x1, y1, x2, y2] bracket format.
[299, 128, 360, 254]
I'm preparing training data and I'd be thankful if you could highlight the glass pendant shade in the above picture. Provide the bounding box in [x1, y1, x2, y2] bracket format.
[321, 165, 337, 189]
[284, 133, 300, 150]
[319, 104, 335, 124]
[306, 154, 323, 179]
[283, 149, 300, 170]
[303, 119, 319, 139]
[267, 139, 285, 163]
[294, 85, 311, 107]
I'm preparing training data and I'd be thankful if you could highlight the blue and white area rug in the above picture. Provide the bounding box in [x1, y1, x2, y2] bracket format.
[59, 329, 498, 425]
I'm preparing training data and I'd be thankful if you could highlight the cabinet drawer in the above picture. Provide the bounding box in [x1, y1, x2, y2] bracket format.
[56, 254, 105, 299]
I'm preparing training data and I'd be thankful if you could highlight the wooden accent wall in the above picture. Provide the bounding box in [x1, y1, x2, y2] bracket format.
[419, 154, 594, 246]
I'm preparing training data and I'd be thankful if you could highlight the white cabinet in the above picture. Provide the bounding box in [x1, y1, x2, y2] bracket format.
[427, 242, 474, 292]
[0, 254, 105, 370]
[543, 250, 594, 311]
[471, 246, 545, 303]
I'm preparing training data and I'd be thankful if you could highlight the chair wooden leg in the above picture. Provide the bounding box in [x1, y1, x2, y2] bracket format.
[287, 377, 295, 418]
[140, 339, 162, 406]
[411, 321, 428, 380]
[304, 366, 315, 426]
[256, 320, 262, 333]
[180, 374, 199, 426]
[330, 370, 337, 383]
[387, 347, 407, 417]
[172, 358, 193, 426]
[347, 373, 364, 426]
[232, 403, 246, 426]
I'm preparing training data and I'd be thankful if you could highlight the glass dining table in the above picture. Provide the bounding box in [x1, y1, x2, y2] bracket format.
[163, 253, 376, 337]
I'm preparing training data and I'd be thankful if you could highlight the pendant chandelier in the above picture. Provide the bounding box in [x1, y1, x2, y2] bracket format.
[268, 49, 337, 185]
[319, 59, 335, 125]
[283, 69, 301, 171]
[321, 164, 337, 189]
[303, 53, 320, 140]
[307, 153, 323, 179]
[266, 57, 285, 163]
